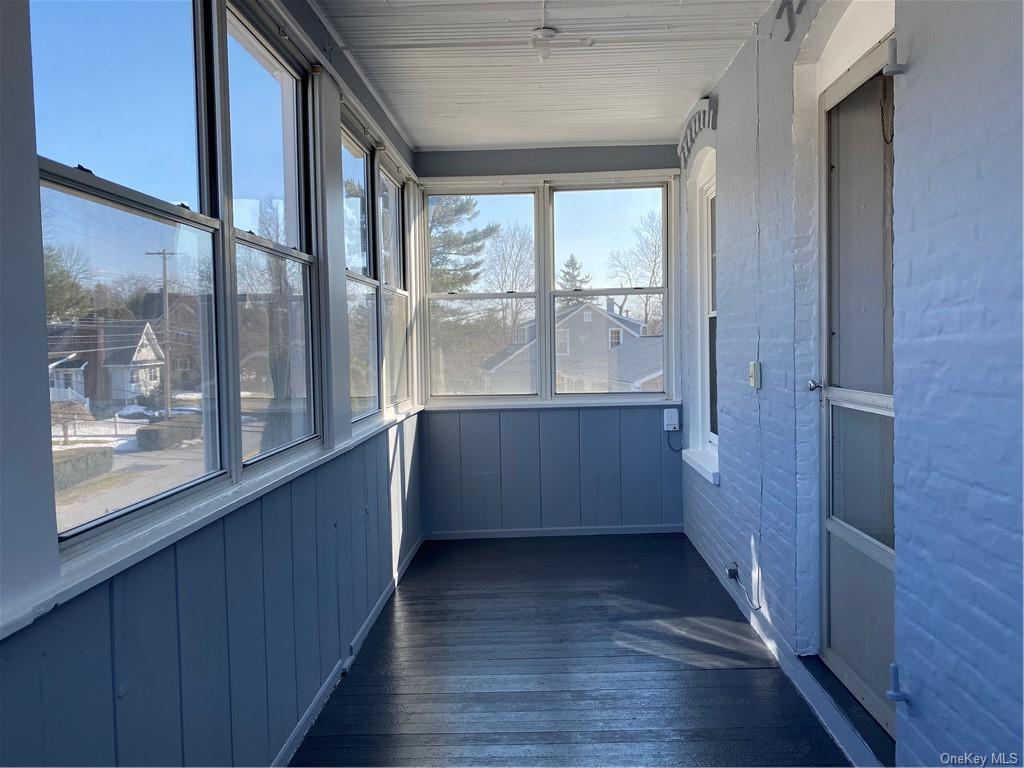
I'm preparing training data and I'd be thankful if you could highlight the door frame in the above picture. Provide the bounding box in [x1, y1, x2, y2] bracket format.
[816, 35, 897, 736]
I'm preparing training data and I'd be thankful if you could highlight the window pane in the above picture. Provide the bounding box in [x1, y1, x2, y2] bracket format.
[553, 187, 664, 290]
[709, 315, 718, 436]
[227, 15, 299, 247]
[427, 194, 534, 294]
[30, 0, 199, 208]
[429, 298, 536, 396]
[342, 139, 371, 275]
[348, 280, 379, 419]
[41, 184, 218, 534]
[553, 294, 663, 394]
[379, 174, 403, 289]
[709, 195, 717, 312]
[236, 246, 313, 459]
[383, 291, 410, 405]
[830, 405, 894, 550]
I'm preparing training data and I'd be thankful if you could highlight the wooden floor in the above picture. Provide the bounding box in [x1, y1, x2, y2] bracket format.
[292, 535, 848, 767]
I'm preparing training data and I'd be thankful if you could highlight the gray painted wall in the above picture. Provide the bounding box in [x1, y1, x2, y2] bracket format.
[415, 144, 680, 178]
[421, 406, 683, 537]
[0, 415, 422, 767]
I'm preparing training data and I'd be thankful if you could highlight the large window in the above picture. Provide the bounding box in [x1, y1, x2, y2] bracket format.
[379, 171, 410, 406]
[552, 186, 666, 394]
[30, 0, 318, 536]
[426, 193, 537, 396]
[227, 11, 315, 459]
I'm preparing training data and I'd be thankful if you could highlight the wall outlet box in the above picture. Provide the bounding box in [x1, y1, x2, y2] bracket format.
[749, 361, 762, 390]
[663, 408, 680, 432]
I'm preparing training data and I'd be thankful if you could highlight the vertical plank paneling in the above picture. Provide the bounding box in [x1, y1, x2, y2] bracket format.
[313, 463, 341, 679]
[348, 443, 369, 631]
[661, 409, 684, 524]
[580, 408, 623, 526]
[262, 484, 299, 752]
[540, 409, 582, 527]
[621, 407, 663, 524]
[224, 500, 271, 766]
[401, 414, 422, 560]
[378, 433, 394, 590]
[0, 615, 44, 765]
[388, 424, 404, 579]
[111, 547, 183, 766]
[291, 471, 321, 708]
[425, 411, 462, 533]
[333, 454, 354, 654]
[460, 410, 502, 530]
[499, 409, 542, 529]
[176, 522, 232, 767]
[364, 437, 381, 600]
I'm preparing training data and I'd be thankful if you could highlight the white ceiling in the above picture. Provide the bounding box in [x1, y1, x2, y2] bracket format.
[312, 0, 771, 151]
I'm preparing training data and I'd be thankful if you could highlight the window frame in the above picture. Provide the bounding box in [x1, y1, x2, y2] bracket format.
[419, 171, 679, 408]
[378, 166, 412, 410]
[702, 183, 718, 446]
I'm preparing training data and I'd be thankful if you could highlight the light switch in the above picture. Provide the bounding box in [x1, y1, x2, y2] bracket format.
[749, 361, 762, 390]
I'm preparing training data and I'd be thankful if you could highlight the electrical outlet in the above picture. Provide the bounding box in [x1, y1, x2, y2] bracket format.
[726, 562, 739, 580]
[663, 408, 680, 432]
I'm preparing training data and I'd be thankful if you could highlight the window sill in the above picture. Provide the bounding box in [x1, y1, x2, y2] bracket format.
[681, 446, 720, 486]
[0, 406, 423, 641]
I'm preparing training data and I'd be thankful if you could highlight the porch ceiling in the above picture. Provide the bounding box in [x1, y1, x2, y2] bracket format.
[310, 0, 771, 151]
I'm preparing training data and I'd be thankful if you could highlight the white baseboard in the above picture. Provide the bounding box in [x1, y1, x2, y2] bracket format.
[428, 523, 684, 540]
[350, 578, 396, 658]
[690, 537, 881, 767]
[395, 534, 424, 581]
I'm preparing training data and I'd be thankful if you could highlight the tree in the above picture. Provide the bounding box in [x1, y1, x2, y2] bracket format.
[482, 222, 534, 338]
[428, 196, 498, 293]
[607, 210, 663, 325]
[43, 245, 91, 320]
[557, 253, 591, 306]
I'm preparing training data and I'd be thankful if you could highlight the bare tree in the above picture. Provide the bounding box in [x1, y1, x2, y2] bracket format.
[607, 210, 663, 325]
[481, 222, 534, 340]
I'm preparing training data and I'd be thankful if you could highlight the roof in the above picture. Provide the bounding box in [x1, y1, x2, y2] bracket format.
[47, 318, 163, 367]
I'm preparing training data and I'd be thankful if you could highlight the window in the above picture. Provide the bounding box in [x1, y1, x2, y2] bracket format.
[227, 13, 300, 247]
[29, 0, 200, 208]
[707, 194, 718, 439]
[227, 13, 316, 460]
[379, 171, 410, 406]
[342, 137, 371, 276]
[556, 328, 570, 356]
[552, 186, 666, 394]
[426, 193, 537, 396]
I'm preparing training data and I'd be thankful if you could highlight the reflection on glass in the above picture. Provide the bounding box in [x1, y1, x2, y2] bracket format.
[342, 140, 370, 275]
[553, 187, 663, 290]
[383, 292, 410, 406]
[379, 174, 403, 288]
[41, 183, 218, 534]
[30, 0, 199, 208]
[227, 14, 299, 247]
[830, 406, 894, 549]
[427, 194, 534, 294]
[348, 280, 379, 419]
[236, 246, 313, 459]
[553, 294, 664, 394]
[429, 298, 536, 396]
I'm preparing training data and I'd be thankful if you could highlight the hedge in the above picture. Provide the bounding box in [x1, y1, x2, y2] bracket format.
[52, 446, 114, 492]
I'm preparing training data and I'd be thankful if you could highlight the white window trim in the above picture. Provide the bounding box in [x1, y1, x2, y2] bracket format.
[683, 145, 719, 483]
[420, 170, 680, 409]
[608, 328, 623, 349]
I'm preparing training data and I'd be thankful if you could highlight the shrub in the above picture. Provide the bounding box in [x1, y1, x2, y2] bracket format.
[52, 446, 113, 491]
[136, 416, 203, 451]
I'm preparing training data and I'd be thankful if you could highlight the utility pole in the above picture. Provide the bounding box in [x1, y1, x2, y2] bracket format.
[144, 249, 180, 418]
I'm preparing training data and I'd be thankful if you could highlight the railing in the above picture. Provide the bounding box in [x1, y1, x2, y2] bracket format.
[50, 387, 90, 407]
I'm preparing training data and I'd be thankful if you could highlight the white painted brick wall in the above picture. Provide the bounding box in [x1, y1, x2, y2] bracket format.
[680, 1, 1022, 762]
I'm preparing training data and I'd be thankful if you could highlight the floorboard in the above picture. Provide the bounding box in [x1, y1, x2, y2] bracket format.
[292, 534, 848, 767]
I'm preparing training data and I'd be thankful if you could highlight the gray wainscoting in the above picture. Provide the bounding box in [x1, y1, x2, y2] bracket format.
[0, 414, 422, 767]
[422, 406, 683, 537]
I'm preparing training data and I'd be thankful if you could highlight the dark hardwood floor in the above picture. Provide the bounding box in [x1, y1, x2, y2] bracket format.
[292, 534, 848, 767]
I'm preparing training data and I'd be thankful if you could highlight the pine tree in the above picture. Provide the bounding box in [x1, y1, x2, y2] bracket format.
[557, 253, 591, 305]
[428, 196, 498, 293]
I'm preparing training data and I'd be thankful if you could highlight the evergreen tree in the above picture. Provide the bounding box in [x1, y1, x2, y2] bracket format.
[428, 196, 498, 293]
[557, 253, 591, 305]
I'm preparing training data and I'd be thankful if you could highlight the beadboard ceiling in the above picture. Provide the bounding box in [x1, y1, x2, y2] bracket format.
[311, 0, 771, 151]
